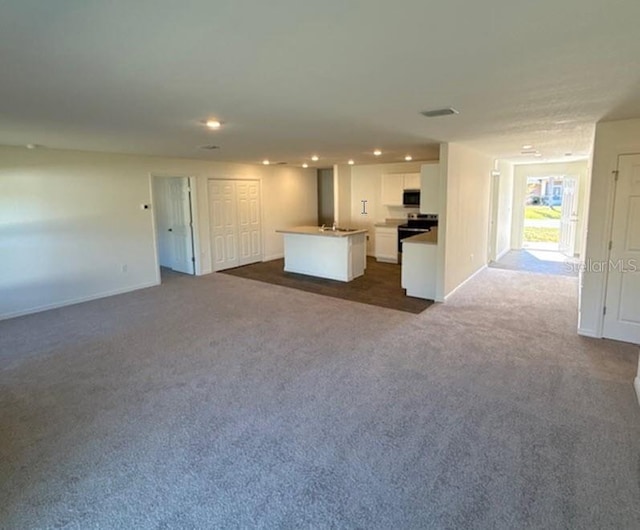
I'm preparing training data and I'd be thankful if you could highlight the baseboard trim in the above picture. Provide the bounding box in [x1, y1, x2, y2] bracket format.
[263, 253, 284, 262]
[577, 327, 599, 338]
[0, 280, 161, 321]
[444, 265, 488, 301]
[635, 377, 640, 407]
[496, 247, 511, 261]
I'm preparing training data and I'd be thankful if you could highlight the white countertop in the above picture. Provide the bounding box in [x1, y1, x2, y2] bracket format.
[374, 218, 406, 228]
[402, 228, 438, 245]
[276, 226, 368, 237]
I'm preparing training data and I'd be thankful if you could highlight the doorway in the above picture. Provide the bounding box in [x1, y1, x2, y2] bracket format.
[152, 176, 196, 276]
[521, 175, 576, 253]
[317, 168, 335, 226]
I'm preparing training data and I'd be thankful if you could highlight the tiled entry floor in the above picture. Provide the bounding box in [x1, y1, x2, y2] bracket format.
[489, 250, 579, 277]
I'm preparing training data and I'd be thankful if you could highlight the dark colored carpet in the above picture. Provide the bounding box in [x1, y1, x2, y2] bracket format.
[221, 257, 432, 314]
[1, 268, 639, 528]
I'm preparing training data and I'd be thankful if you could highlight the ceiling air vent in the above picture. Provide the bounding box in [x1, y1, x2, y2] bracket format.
[199, 145, 220, 150]
[274, 162, 287, 165]
[420, 107, 459, 118]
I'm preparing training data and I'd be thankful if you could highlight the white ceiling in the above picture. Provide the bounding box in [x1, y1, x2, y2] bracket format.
[1, 0, 639, 166]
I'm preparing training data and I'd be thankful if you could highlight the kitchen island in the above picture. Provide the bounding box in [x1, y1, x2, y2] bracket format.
[276, 226, 368, 282]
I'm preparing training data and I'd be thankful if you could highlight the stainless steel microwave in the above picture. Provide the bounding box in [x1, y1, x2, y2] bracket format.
[402, 189, 420, 207]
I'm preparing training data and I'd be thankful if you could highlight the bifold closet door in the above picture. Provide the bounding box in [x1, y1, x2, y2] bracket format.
[208, 179, 262, 271]
[236, 180, 262, 266]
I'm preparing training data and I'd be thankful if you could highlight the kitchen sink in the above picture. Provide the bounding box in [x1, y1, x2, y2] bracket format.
[319, 226, 357, 232]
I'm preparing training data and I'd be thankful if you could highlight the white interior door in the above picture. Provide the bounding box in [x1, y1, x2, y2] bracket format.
[603, 154, 640, 344]
[559, 177, 579, 257]
[209, 180, 238, 271]
[236, 180, 262, 266]
[209, 179, 262, 271]
[153, 178, 172, 268]
[153, 177, 195, 274]
[167, 178, 195, 274]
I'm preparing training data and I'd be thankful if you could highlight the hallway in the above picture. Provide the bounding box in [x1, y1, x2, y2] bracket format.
[490, 249, 579, 277]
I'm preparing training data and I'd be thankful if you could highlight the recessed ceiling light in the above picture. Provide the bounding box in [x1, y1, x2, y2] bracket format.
[311, 155, 319, 161]
[205, 120, 222, 130]
[404, 155, 413, 161]
[373, 149, 382, 156]
[302, 163, 308, 168]
[262, 159, 270, 165]
[420, 107, 458, 118]
[522, 144, 533, 150]
[348, 159, 355, 165]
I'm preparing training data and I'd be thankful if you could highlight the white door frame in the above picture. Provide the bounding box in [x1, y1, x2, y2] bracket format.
[487, 170, 500, 262]
[150, 175, 200, 278]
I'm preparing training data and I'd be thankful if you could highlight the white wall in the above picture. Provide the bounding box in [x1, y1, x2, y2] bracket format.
[510, 161, 589, 254]
[495, 160, 514, 259]
[580, 118, 640, 337]
[350, 160, 436, 255]
[0, 145, 316, 319]
[333, 164, 352, 227]
[440, 143, 494, 298]
[261, 165, 318, 260]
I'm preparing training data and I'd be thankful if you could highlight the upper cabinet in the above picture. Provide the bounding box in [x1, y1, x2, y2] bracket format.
[420, 164, 440, 214]
[381, 174, 403, 205]
[381, 173, 421, 205]
[403, 173, 420, 189]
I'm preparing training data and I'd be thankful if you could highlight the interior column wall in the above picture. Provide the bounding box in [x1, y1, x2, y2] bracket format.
[441, 143, 494, 298]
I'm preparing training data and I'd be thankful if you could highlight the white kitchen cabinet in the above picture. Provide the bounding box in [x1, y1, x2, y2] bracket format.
[374, 226, 398, 263]
[420, 164, 440, 214]
[381, 173, 421, 205]
[403, 173, 420, 189]
[381, 174, 404, 205]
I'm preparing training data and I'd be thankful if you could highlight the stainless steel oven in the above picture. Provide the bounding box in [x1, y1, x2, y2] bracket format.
[397, 214, 438, 253]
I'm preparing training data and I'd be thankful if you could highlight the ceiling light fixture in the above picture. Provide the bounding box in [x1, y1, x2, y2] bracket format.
[522, 144, 533, 150]
[420, 107, 458, 118]
[373, 149, 382, 156]
[311, 155, 319, 161]
[262, 159, 270, 165]
[205, 120, 222, 130]
[404, 155, 413, 161]
[302, 163, 308, 168]
[348, 159, 355, 165]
